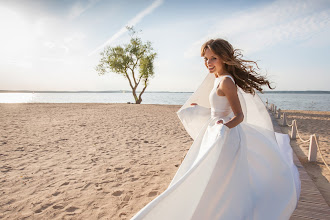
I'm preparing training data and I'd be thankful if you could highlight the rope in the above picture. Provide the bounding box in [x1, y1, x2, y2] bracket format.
[286, 120, 294, 127]
[267, 103, 330, 173]
[295, 126, 310, 143]
[278, 114, 308, 142]
[288, 120, 309, 143]
[314, 134, 330, 172]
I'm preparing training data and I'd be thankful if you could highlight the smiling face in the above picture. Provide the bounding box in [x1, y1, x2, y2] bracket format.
[203, 48, 225, 76]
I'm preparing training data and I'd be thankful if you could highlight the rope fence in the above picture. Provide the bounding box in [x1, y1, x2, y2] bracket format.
[265, 101, 330, 173]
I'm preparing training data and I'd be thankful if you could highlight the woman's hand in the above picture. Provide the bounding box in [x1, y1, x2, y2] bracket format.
[216, 119, 223, 124]
[190, 103, 198, 106]
[217, 119, 231, 128]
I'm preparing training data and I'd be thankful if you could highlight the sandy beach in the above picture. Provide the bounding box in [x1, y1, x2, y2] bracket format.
[0, 103, 193, 219]
[0, 104, 329, 219]
[274, 110, 330, 206]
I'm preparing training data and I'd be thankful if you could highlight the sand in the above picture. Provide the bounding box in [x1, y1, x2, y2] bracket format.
[0, 104, 329, 219]
[274, 110, 330, 206]
[0, 103, 192, 219]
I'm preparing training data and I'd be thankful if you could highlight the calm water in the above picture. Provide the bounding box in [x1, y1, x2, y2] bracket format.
[0, 92, 191, 105]
[258, 93, 329, 112]
[0, 92, 329, 111]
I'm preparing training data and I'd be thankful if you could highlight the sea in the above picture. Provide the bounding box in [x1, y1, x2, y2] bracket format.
[0, 91, 329, 111]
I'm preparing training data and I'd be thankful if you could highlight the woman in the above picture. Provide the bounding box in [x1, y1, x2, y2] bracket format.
[131, 39, 300, 220]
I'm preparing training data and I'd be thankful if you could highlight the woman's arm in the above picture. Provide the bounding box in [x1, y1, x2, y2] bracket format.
[218, 78, 244, 129]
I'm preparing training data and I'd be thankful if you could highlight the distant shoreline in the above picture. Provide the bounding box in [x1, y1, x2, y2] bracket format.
[0, 90, 329, 94]
[0, 90, 192, 94]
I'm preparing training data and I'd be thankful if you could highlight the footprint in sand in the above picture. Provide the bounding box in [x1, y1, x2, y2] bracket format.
[148, 191, 158, 197]
[52, 191, 61, 196]
[112, 190, 124, 196]
[119, 212, 127, 219]
[65, 206, 79, 212]
[53, 204, 64, 210]
[81, 182, 92, 191]
[34, 203, 54, 213]
[60, 181, 70, 186]
[113, 183, 122, 187]
[122, 191, 133, 202]
[14, 147, 25, 151]
[131, 177, 139, 182]
[115, 167, 124, 171]
[0, 165, 12, 173]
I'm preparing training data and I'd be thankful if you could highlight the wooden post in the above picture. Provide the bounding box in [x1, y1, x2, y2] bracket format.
[282, 112, 287, 126]
[308, 134, 317, 162]
[274, 106, 277, 114]
[291, 120, 297, 139]
[277, 108, 281, 119]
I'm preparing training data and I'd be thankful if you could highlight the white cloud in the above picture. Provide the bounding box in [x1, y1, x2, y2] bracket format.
[39, 57, 66, 63]
[88, 0, 164, 56]
[69, 0, 101, 19]
[44, 41, 56, 49]
[7, 58, 33, 69]
[60, 45, 70, 53]
[40, 30, 85, 56]
[184, 0, 330, 57]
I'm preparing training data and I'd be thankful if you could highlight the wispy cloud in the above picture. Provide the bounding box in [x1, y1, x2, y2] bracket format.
[88, 0, 163, 56]
[184, 0, 330, 57]
[69, 0, 101, 19]
[7, 58, 33, 69]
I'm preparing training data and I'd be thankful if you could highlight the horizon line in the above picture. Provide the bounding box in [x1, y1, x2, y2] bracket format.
[1, 90, 329, 94]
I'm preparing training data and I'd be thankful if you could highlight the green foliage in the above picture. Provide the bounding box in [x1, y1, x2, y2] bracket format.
[96, 26, 157, 104]
[140, 54, 156, 82]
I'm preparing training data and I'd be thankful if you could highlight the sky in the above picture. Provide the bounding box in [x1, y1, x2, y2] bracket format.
[0, 0, 329, 92]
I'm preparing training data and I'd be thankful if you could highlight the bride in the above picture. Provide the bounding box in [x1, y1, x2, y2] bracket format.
[131, 39, 300, 220]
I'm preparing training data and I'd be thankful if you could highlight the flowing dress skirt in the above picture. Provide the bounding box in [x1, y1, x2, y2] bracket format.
[131, 108, 300, 220]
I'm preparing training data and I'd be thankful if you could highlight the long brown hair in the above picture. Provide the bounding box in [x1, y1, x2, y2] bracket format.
[201, 38, 274, 95]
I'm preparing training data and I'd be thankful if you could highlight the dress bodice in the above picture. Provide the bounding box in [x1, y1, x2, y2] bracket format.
[209, 75, 235, 118]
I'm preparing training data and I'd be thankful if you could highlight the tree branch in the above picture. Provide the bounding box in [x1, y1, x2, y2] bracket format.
[129, 67, 138, 87]
[125, 67, 134, 90]
[138, 77, 148, 100]
[137, 74, 144, 85]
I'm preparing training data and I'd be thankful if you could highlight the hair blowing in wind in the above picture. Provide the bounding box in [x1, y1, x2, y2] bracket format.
[201, 39, 274, 95]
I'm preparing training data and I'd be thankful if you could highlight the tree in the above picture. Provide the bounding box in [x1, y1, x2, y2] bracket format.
[96, 26, 157, 104]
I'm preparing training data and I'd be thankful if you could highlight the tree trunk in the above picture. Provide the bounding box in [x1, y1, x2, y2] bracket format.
[132, 88, 139, 104]
[135, 80, 148, 104]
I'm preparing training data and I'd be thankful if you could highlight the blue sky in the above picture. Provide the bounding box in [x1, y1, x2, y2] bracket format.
[0, 0, 329, 92]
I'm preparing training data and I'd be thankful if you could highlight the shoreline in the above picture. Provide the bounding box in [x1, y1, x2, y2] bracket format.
[1, 102, 329, 112]
[0, 103, 329, 219]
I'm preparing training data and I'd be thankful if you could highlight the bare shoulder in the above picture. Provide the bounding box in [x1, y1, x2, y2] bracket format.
[220, 77, 237, 93]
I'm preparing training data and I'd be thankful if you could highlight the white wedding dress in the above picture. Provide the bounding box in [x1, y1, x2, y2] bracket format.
[131, 74, 300, 220]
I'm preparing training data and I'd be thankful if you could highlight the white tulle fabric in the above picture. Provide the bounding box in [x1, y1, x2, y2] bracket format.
[131, 73, 300, 220]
